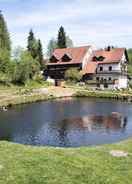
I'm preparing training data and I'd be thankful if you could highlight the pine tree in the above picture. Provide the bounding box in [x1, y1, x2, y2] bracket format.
[0, 10, 11, 57]
[57, 26, 67, 48]
[27, 29, 38, 59]
[37, 39, 44, 69]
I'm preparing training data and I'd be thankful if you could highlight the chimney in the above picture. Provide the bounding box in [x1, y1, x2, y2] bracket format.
[106, 46, 111, 51]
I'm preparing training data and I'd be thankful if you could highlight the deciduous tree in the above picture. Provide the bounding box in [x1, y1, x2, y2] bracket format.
[47, 38, 58, 57]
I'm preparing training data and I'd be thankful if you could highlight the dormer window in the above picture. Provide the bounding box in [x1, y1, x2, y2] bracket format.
[98, 56, 105, 61]
[61, 53, 72, 62]
[92, 56, 105, 62]
[50, 55, 59, 63]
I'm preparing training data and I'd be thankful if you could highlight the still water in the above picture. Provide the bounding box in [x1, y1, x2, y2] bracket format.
[0, 98, 132, 147]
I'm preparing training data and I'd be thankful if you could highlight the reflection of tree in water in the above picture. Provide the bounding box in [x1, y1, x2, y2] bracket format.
[57, 119, 70, 147]
[121, 117, 128, 133]
[0, 133, 11, 141]
[0, 125, 13, 142]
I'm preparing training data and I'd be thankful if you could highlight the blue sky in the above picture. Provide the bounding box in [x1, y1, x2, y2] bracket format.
[1, 0, 132, 53]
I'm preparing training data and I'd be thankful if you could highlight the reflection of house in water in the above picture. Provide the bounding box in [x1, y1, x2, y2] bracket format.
[58, 112, 127, 133]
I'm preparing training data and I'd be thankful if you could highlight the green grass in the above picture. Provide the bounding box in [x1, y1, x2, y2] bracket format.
[0, 140, 132, 184]
[0, 80, 52, 90]
[75, 90, 132, 101]
[25, 80, 52, 89]
[0, 81, 53, 107]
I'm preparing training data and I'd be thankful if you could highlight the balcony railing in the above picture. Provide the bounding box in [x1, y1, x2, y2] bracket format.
[85, 80, 115, 85]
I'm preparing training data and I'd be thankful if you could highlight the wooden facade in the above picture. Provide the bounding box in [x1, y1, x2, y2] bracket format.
[45, 63, 81, 79]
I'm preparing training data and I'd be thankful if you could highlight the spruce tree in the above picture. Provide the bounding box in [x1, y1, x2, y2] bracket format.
[37, 39, 44, 69]
[57, 26, 67, 48]
[0, 10, 11, 57]
[27, 29, 38, 59]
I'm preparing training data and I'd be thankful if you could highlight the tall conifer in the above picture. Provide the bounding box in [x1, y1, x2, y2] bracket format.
[37, 39, 44, 69]
[57, 26, 67, 48]
[0, 10, 11, 57]
[27, 29, 38, 59]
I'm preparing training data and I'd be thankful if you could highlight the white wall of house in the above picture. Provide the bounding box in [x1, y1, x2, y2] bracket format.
[82, 46, 95, 69]
[97, 63, 121, 72]
[118, 75, 128, 88]
[121, 53, 127, 63]
[109, 76, 128, 89]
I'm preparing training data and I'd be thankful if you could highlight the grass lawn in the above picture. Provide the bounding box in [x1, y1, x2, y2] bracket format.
[0, 81, 53, 107]
[0, 140, 132, 184]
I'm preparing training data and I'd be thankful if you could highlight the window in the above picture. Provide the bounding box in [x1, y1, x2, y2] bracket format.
[96, 77, 99, 81]
[109, 66, 112, 71]
[109, 77, 111, 81]
[100, 66, 103, 71]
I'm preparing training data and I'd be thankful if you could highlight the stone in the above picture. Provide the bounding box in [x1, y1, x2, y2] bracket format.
[110, 150, 128, 157]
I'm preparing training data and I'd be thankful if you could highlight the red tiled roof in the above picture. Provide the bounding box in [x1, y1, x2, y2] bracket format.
[92, 48, 125, 64]
[82, 62, 97, 75]
[47, 46, 91, 65]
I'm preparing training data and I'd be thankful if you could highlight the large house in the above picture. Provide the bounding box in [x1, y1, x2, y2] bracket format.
[45, 46, 129, 89]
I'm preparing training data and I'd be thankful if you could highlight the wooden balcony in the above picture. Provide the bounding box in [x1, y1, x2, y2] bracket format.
[86, 80, 117, 85]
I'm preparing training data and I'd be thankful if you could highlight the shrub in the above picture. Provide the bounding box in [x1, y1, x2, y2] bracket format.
[65, 68, 82, 82]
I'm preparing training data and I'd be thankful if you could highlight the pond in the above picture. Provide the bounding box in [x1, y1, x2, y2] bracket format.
[0, 98, 132, 147]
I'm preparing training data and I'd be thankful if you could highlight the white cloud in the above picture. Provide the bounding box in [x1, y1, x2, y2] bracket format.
[7, 0, 132, 28]
[3, 0, 132, 50]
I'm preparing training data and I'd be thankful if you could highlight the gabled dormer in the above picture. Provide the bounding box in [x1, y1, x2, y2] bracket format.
[93, 56, 105, 62]
[50, 54, 59, 63]
[61, 53, 72, 62]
